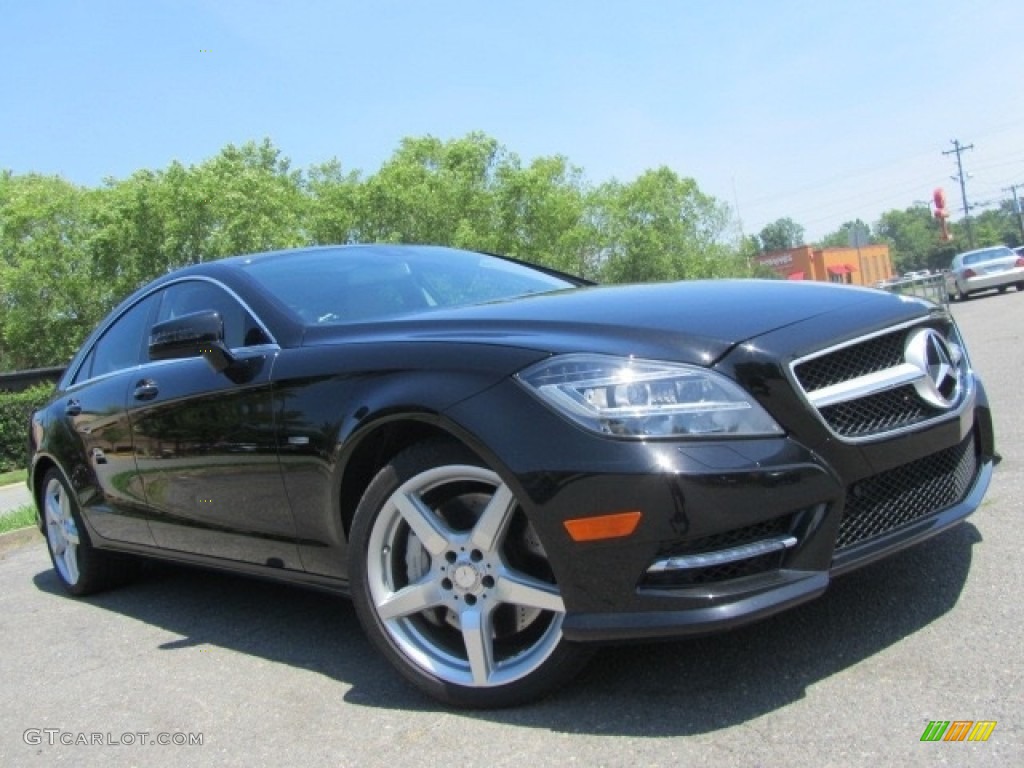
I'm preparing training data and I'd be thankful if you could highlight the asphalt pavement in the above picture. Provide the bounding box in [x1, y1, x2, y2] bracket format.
[0, 290, 1021, 767]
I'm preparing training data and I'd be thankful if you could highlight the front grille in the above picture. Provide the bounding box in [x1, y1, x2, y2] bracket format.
[836, 432, 978, 550]
[819, 385, 945, 439]
[791, 320, 967, 441]
[794, 330, 906, 392]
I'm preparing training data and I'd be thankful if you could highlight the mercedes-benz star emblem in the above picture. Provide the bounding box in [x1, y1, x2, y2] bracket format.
[905, 328, 961, 409]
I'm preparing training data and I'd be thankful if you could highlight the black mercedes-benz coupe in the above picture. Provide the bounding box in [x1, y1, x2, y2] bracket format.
[28, 244, 997, 707]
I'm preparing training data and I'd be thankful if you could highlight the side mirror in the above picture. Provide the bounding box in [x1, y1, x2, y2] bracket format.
[149, 310, 234, 372]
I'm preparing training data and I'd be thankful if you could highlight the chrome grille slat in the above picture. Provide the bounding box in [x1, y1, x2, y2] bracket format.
[807, 363, 923, 408]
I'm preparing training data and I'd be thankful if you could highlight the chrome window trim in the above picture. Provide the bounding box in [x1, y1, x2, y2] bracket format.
[64, 275, 279, 389]
[63, 345, 283, 394]
[151, 275, 278, 346]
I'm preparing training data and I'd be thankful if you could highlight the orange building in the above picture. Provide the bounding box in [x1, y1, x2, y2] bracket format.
[755, 244, 893, 287]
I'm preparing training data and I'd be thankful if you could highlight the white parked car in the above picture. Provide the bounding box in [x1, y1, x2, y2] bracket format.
[945, 245, 1024, 301]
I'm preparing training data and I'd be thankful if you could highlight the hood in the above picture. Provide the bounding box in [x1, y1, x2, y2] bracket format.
[301, 280, 936, 366]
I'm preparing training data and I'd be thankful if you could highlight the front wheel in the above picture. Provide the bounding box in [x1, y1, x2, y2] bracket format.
[349, 441, 592, 708]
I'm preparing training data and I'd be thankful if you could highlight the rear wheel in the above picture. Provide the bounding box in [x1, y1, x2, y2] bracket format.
[41, 469, 138, 596]
[350, 441, 591, 708]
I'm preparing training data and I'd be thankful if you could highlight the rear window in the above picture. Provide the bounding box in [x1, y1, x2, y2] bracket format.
[962, 247, 1013, 266]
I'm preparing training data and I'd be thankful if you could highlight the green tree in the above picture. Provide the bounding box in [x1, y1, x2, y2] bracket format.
[0, 174, 102, 367]
[875, 206, 950, 273]
[493, 154, 594, 276]
[196, 139, 307, 257]
[1003, 197, 1024, 246]
[158, 160, 217, 269]
[1, 132, 768, 368]
[87, 169, 173, 305]
[758, 217, 805, 252]
[306, 159, 362, 245]
[970, 202, 1023, 248]
[596, 167, 737, 283]
[736, 234, 777, 278]
[357, 133, 507, 248]
[817, 219, 873, 249]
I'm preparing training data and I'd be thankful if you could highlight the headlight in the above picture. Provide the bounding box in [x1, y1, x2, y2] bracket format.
[517, 354, 784, 439]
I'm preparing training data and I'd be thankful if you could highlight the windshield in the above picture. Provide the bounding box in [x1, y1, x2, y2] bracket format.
[241, 245, 578, 325]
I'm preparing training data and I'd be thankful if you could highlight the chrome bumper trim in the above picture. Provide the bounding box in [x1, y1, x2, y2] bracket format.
[647, 534, 798, 573]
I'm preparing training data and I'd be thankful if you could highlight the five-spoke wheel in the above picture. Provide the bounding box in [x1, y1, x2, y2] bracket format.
[40, 468, 137, 596]
[350, 441, 590, 707]
[43, 472, 82, 587]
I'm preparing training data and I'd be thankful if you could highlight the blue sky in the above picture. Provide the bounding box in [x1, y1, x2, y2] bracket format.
[3, 0, 1022, 241]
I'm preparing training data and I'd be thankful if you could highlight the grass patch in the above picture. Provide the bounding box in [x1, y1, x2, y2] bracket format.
[0, 503, 36, 534]
[0, 468, 27, 486]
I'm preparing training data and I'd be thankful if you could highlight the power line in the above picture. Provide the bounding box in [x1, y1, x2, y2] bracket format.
[943, 139, 975, 249]
[740, 132, 1022, 239]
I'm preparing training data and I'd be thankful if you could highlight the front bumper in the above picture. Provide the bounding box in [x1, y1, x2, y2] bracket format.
[562, 456, 992, 642]
[444, 370, 996, 644]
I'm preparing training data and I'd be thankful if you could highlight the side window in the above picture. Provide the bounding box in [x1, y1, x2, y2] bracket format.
[86, 294, 159, 381]
[70, 349, 95, 386]
[154, 281, 269, 350]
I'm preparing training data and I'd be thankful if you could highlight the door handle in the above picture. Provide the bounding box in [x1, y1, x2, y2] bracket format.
[133, 380, 159, 400]
[65, 399, 82, 416]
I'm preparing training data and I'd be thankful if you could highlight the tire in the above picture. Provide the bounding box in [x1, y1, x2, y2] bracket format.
[41, 468, 138, 596]
[956, 285, 969, 302]
[1016, 282, 1024, 291]
[349, 440, 592, 708]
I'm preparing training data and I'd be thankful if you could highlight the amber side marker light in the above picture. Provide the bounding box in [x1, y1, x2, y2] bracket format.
[563, 511, 643, 542]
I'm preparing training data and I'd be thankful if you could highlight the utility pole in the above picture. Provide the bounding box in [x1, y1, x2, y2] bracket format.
[943, 139, 974, 249]
[1005, 183, 1024, 243]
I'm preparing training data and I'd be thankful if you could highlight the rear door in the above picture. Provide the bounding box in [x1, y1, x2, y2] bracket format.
[58, 293, 160, 545]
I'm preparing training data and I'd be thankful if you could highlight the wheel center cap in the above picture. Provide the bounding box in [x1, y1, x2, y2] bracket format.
[452, 563, 480, 590]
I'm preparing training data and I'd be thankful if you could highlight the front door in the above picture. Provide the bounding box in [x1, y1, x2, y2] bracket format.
[129, 279, 301, 570]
